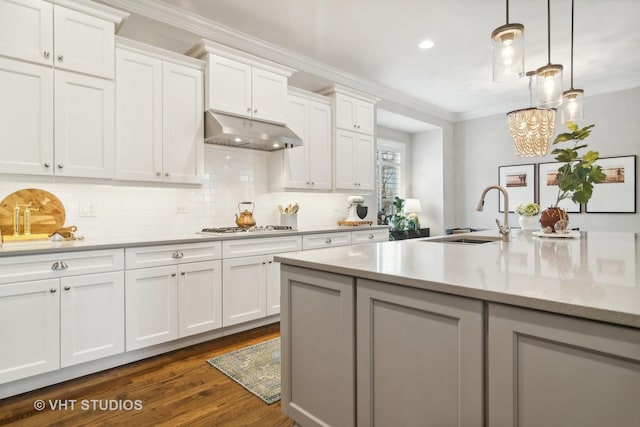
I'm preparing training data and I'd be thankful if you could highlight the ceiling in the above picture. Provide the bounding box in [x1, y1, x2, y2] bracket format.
[105, 0, 640, 129]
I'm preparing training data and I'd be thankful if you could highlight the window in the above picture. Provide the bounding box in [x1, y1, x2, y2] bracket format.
[377, 139, 406, 220]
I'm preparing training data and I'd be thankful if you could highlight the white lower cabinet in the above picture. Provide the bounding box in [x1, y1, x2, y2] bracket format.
[221, 236, 302, 328]
[488, 303, 640, 427]
[125, 243, 222, 351]
[0, 250, 125, 385]
[351, 228, 389, 243]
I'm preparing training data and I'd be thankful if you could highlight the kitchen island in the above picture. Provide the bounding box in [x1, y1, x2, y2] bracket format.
[276, 230, 640, 427]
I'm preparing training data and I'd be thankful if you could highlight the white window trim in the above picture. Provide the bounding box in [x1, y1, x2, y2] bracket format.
[377, 138, 407, 211]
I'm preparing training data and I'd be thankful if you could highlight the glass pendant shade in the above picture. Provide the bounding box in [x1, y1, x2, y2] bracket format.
[536, 64, 563, 108]
[491, 23, 525, 82]
[561, 89, 584, 124]
[507, 107, 557, 157]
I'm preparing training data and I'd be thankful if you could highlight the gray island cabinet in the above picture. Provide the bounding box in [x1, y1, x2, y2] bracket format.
[277, 231, 640, 427]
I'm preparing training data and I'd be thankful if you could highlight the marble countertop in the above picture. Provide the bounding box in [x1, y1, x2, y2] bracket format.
[0, 225, 389, 257]
[275, 230, 640, 329]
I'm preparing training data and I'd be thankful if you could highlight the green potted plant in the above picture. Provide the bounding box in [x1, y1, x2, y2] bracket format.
[540, 122, 606, 231]
[515, 202, 540, 230]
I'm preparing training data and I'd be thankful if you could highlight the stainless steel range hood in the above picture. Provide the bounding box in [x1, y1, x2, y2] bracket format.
[204, 111, 302, 151]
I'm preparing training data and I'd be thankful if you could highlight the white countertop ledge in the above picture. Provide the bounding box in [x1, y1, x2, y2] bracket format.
[275, 230, 640, 329]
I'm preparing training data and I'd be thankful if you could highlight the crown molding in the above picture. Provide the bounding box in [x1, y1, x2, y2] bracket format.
[104, 0, 456, 123]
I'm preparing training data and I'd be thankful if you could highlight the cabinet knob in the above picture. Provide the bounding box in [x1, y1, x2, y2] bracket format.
[369, 234, 374, 239]
[311, 182, 315, 185]
[357, 125, 361, 129]
[64, 286, 71, 291]
[325, 238, 332, 244]
[165, 172, 170, 177]
[253, 109, 258, 114]
[50, 288, 57, 293]
[156, 172, 161, 176]
[247, 107, 251, 113]
[181, 271, 186, 276]
[44, 162, 50, 168]
[57, 55, 63, 62]
[171, 273, 177, 277]
[43, 51, 50, 59]
[57, 164, 64, 169]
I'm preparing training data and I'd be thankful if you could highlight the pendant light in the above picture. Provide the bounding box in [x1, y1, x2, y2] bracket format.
[508, 71, 557, 157]
[561, 0, 584, 123]
[491, 0, 524, 82]
[536, 0, 563, 108]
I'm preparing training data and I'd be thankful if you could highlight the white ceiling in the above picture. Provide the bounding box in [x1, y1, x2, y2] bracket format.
[105, 0, 640, 130]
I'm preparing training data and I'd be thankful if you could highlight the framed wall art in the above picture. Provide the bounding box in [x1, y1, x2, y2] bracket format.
[586, 155, 636, 213]
[498, 164, 536, 212]
[537, 162, 581, 213]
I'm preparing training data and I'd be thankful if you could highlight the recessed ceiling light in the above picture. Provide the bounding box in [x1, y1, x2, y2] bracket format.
[273, 143, 280, 148]
[418, 39, 434, 49]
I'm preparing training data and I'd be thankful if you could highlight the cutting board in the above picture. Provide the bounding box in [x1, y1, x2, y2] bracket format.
[0, 189, 66, 236]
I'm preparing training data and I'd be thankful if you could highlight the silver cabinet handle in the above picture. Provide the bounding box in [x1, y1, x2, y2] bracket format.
[57, 164, 64, 169]
[50, 288, 57, 293]
[51, 261, 60, 270]
[60, 261, 68, 270]
[57, 55, 63, 62]
[43, 51, 50, 58]
[64, 286, 71, 291]
[171, 250, 184, 259]
[368, 234, 374, 239]
[325, 238, 332, 244]
[44, 163, 50, 168]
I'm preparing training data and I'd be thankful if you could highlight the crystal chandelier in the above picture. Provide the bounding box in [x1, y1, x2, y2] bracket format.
[507, 72, 556, 157]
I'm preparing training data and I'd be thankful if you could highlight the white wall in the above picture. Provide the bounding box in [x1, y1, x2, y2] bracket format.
[453, 88, 640, 232]
[0, 145, 365, 240]
[411, 129, 445, 236]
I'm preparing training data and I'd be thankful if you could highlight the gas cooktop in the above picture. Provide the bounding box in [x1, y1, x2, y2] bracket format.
[199, 225, 295, 234]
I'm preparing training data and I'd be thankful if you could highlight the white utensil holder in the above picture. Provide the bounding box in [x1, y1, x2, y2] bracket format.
[280, 213, 297, 229]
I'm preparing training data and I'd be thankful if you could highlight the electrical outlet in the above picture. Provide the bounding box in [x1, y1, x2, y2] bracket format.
[175, 206, 189, 214]
[79, 203, 97, 217]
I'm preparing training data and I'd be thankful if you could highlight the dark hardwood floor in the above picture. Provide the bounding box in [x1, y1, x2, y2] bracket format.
[0, 324, 293, 426]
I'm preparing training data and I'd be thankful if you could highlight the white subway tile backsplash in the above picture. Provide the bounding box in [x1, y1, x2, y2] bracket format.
[0, 145, 376, 239]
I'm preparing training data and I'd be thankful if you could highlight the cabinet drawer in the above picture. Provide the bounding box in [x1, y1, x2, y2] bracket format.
[0, 249, 124, 285]
[125, 242, 222, 269]
[303, 232, 351, 250]
[222, 236, 302, 259]
[351, 229, 389, 244]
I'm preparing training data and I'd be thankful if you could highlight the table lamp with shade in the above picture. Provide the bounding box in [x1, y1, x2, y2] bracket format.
[403, 198, 423, 230]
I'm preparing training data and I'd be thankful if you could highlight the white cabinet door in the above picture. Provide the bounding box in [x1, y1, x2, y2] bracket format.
[307, 101, 332, 189]
[356, 279, 483, 427]
[115, 48, 163, 182]
[335, 93, 374, 135]
[0, 57, 53, 175]
[488, 303, 640, 427]
[125, 266, 178, 351]
[162, 61, 204, 184]
[0, 279, 60, 384]
[0, 0, 53, 66]
[207, 54, 251, 117]
[266, 257, 280, 316]
[222, 255, 268, 327]
[178, 260, 222, 337]
[353, 133, 375, 190]
[335, 130, 374, 191]
[53, 5, 115, 79]
[282, 96, 309, 188]
[251, 67, 287, 124]
[60, 271, 125, 367]
[54, 69, 114, 178]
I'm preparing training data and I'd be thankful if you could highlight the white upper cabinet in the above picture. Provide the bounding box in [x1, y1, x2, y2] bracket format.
[187, 39, 296, 125]
[335, 93, 375, 135]
[206, 54, 287, 124]
[115, 39, 205, 184]
[54, 69, 114, 178]
[270, 89, 332, 191]
[0, 0, 126, 79]
[334, 130, 375, 191]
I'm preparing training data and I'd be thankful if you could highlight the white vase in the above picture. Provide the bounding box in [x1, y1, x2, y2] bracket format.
[518, 215, 539, 230]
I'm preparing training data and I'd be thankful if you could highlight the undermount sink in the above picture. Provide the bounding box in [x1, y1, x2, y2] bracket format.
[422, 235, 502, 244]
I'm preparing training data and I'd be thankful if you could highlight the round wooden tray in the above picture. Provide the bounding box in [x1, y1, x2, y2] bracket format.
[0, 188, 66, 236]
